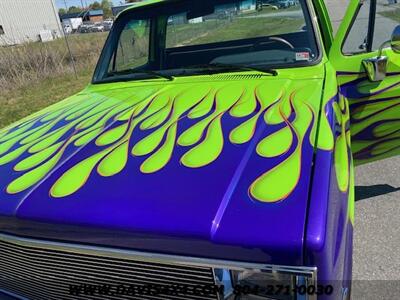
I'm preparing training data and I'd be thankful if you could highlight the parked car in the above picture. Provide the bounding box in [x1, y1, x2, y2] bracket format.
[91, 22, 105, 33]
[268, 0, 293, 8]
[103, 20, 113, 31]
[77, 23, 93, 33]
[0, 0, 399, 299]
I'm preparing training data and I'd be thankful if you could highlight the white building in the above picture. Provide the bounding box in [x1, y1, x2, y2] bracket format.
[0, 0, 63, 46]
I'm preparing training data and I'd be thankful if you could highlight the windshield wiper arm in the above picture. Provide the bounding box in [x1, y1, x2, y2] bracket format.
[109, 69, 174, 81]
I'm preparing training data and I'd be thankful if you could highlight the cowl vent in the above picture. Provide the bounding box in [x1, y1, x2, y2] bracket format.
[195, 73, 265, 81]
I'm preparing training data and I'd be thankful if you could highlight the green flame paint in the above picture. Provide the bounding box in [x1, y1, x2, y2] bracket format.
[0, 78, 333, 202]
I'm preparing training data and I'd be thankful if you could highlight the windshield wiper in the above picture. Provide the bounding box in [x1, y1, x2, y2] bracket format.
[190, 63, 278, 76]
[108, 69, 174, 81]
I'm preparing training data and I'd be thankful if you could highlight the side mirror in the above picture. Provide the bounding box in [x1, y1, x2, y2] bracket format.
[362, 56, 388, 82]
[391, 25, 400, 54]
[362, 26, 400, 82]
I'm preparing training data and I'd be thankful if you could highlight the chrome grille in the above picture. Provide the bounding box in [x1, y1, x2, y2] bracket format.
[0, 234, 219, 300]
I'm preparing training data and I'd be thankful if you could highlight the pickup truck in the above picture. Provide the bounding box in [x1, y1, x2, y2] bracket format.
[0, 0, 399, 299]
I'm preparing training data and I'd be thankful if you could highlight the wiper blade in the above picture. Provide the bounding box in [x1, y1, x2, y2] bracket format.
[109, 69, 174, 81]
[193, 63, 278, 76]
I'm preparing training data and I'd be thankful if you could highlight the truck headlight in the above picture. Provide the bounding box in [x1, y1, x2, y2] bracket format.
[213, 266, 316, 300]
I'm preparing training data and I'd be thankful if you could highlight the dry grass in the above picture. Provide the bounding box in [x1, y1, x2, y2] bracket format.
[0, 33, 107, 128]
[0, 33, 107, 92]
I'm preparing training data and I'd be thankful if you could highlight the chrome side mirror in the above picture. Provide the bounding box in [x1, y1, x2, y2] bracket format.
[363, 56, 388, 82]
[362, 39, 389, 82]
[391, 25, 400, 54]
[363, 26, 400, 82]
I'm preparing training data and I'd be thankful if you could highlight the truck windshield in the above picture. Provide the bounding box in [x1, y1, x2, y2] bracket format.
[94, 0, 319, 83]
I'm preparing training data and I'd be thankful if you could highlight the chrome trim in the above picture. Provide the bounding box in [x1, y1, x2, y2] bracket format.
[0, 232, 316, 276]
[0, 232, 317, 300]
[211, 268, 222, 300]
[362, 54, 388, 82]
[341, 287, 350, 300]
[391, 25, 400, 54]
[305, 0, 323, 61]
[0, 288, 30, 300]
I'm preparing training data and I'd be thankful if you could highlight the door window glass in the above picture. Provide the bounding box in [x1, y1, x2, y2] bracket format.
[342, 0, 371, 54]
[343, 0, 400, 54]
[166, 2, 306, 48]
[111, 19, 150, 73]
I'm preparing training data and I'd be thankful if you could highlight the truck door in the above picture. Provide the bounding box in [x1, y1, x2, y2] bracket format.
[329, 0, 400, 165]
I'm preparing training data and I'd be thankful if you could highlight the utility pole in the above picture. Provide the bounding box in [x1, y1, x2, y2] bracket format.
[50, 0, 78, 79]
[63, 0, 68, 10]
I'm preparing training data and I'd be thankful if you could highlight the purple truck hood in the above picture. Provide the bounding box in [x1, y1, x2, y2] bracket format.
[0, 75, 324, 265]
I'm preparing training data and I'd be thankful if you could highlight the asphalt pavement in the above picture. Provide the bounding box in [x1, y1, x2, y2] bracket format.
[354, 157, 400, 281]
[352, 157, 400, 299]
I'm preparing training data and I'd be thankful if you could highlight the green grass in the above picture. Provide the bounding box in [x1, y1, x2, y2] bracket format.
[168, 16, 304, 47]
[0, 70, 92, 129]
[192, 17, 304, 45]
[244, 5, 300, 17]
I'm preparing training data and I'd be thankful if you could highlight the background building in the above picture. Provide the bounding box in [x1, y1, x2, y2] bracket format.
[60, 9, 104, 23]
[0, 0, 63, 46]
[86, 10, 105, 22]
